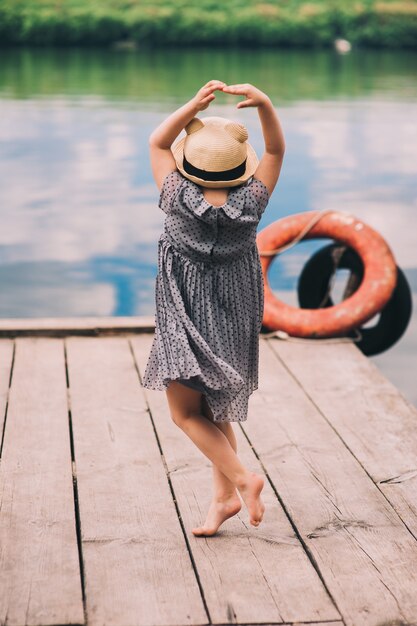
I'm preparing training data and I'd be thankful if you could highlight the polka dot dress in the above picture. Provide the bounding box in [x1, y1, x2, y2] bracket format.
[142, 170, 270, 422]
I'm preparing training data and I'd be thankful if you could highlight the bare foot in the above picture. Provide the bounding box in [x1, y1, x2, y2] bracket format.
[192, 494, 242, 536]
[237, 472, 265, 527]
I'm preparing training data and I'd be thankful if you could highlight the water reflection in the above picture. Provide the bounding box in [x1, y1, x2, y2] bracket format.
[1, 47, 417, 103]
[0, 47, 416, 404]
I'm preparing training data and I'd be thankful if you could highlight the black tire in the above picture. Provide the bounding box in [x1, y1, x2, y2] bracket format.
[297, 243, 413, 356]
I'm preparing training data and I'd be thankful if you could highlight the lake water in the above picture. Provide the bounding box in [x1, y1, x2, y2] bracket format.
[0, 47, 416, 405]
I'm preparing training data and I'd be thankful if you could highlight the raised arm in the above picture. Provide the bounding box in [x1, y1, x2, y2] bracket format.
[221, 83, 285, 197]
[149, 80, 226, 190]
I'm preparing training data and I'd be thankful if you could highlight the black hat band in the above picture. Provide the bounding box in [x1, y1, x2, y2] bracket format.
[183, 154, 247, 181]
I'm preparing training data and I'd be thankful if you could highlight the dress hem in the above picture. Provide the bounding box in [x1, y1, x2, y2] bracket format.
[142, 375, 256, 422]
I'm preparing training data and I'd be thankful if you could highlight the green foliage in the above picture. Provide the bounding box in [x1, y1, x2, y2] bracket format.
[0, 0, 416, 47]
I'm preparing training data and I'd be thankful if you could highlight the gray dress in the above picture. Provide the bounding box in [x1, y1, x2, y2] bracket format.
[142, 170, 270, 422]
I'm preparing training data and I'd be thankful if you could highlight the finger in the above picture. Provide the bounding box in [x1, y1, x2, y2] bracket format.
[211, 82, 227, 89]
[204, 80, 226, 89]
[203, 84, 225, 96]
[222, 86, 247, 95]
[201, 94, 216, 104]
[223, 83, 249, 90]
[237, 99, 253, 108]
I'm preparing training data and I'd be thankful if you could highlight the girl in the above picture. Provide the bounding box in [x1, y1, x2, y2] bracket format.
[143, 80, 285, 536]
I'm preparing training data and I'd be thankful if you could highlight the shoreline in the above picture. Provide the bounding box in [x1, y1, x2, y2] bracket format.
[0, 1, 416, 49]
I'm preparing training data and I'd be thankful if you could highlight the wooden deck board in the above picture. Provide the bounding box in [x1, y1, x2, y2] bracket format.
[0, 316, 155, 337]
[0, 324, 416, 626]
[240, 338, 417, 626]
[0, 339, 13, 447]
[270, 339, 417, 540]
[132, 335, 340, 625]
[65, 336, 206, 626]
[0, 338, 84, 626]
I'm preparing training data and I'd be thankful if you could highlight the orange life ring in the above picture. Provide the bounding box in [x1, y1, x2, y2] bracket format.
[256, 210, 398, 338]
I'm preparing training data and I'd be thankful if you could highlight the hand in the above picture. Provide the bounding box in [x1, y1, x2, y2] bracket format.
[221, 83, 270, 109]
[191, 79, 227, 111]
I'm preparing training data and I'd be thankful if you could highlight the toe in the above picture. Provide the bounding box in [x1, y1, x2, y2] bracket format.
[192, 526, 215, 536]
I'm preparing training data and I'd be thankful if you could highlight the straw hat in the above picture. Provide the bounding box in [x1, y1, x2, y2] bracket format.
[172, 115, 259, 189]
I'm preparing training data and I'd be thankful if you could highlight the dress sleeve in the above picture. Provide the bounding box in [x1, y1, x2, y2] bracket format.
[158, 170, 184, 214]
[248, 177, 270, 218]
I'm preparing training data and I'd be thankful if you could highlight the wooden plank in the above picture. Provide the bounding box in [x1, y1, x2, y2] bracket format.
[66, 336, 206, 626]
[241, 337, 417, 626]
[269, 339, 417, 540]
[132, 334, 340, 625]
[0, 339, 14, 442]
[242, 623, 343, 626]
[0, 316, 155, 337]
[0, 338, 84, 626]
[280, 623, 343, 626]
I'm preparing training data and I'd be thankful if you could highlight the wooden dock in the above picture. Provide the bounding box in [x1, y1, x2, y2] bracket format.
[1, 317, 417, 626]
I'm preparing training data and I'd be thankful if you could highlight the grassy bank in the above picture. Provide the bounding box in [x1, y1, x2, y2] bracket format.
[0, 0, 416, 48]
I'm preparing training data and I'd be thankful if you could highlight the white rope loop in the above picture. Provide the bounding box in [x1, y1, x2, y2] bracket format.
[260, 328, 363, 344]
[258, 209, 336, 257]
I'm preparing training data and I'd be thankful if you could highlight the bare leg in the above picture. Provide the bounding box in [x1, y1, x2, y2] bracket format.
[191, 395, 242, 535]
[203, 393, 239, 497]
[165, 381, 265, 530]
[212, 423, 239, 496]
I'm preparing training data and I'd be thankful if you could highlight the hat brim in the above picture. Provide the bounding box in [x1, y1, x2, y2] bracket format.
[172, 137, 259, 189]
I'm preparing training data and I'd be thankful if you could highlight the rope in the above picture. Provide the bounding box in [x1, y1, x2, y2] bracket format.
[260, 328, 363, 344]
[317, 244, 346, 308]
[258, 209, 336, 257]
